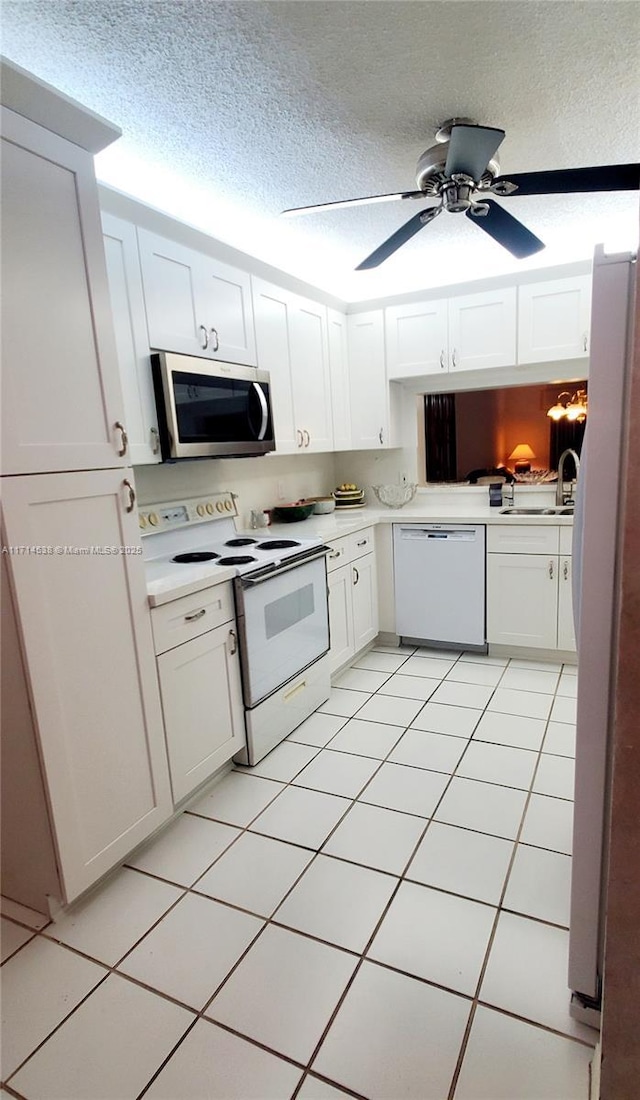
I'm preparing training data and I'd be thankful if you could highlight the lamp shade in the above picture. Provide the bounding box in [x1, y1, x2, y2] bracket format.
[508, 443, 536, 462]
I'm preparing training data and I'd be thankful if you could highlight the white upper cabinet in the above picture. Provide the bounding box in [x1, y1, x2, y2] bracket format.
[347, 311, 399, 449]
[385, 299, 448, 379]
[288, 296, 333, 452]
[448, 287, 517, 372]
[1, 469, 173, 902]
[327, 308, 352, 451]
[102, 214, 161, 464]
[385, 287, 518, 378]
[1, 107, 128, 475]
[517, 275, 592, 364]
[252, 277, 333, 453]
[137, 229, 257, 366]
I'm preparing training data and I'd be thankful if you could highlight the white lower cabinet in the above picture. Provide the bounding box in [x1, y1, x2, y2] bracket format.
[1, 469, 173, 903]
[151, 584, 246, 803]
[486, 524, 576, 652]
[327, 529, 378, 674]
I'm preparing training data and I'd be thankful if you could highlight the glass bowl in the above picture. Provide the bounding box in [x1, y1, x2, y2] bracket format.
[372, 483, 418, 508]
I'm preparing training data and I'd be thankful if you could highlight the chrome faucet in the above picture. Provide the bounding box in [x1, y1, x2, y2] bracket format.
[556, 449, 580, 506]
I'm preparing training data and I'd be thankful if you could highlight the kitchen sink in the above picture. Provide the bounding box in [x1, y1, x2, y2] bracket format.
[500, 506, 574, 516]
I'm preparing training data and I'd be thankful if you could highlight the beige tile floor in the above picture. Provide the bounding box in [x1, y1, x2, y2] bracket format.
[1, 645, 597, 1099]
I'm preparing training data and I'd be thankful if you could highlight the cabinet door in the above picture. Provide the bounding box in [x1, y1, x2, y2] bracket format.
[328, 563, 355, 674]
[157, 622, 245, 803]
[196, 255, 256, 366]
[385, 299, 448, 378]
[252, 277, 297, 453]
[327, 309, 352, 451]
[518, 275, 591, 364]
[137, 229, 209, 357]
[347, 311, 390, 449]
[1, 107, 126, 475]
[1, 469, 172, 902]
[448, 287, 517, 372]
[102, 215, 161, 464]
[557, 556, 577, 651]
[487, 553, 558, 649]
[289, 295, 333, 452]
[352, 553, 379, 652]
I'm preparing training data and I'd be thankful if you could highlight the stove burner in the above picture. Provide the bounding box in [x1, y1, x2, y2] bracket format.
[256, 540, 301, 550]
[225, 538, 258, 547]
[172, 551, 219, 564]
[217, 555, 258, 566]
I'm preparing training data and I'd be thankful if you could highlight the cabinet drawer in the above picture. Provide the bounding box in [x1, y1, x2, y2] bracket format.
[559, 525, 574, 555]
[349, 528, 374, 559]
[326, 537, 349, 572]
[487, 525, 559, 556]
[151, 583, 234, 654]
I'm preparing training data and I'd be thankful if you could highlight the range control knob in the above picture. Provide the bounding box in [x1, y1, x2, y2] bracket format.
[148, 512, 159, 527]
[196, 504, 206, 517]
[224, 499, 233, 511]
[139, 515, 147, 529]
[206, 502, 214, 514]
[216, 501, 225, 513]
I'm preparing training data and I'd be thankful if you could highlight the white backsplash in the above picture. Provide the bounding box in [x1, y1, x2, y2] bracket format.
[134, 452, 337, 528]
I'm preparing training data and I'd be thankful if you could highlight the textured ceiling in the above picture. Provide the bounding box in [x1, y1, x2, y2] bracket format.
[2, 1, 639, 300]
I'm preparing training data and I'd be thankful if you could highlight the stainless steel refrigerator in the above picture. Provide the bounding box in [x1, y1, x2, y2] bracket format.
[569, 245, 637, 1026]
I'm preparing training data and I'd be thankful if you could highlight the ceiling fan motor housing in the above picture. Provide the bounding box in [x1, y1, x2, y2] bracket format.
[415, 141, 500, 194]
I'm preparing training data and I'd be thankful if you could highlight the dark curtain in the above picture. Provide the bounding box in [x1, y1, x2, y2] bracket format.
[549, 418, 587, 479]
[424, 394, 457, 482]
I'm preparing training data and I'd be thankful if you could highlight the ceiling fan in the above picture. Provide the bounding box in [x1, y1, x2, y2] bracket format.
[282, 119, 639, 270]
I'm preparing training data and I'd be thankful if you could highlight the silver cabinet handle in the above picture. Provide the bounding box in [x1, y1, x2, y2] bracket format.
[329, 549, 342, 559]
[210, 327, 220, 352]
[114, 421, 128, 457]
[252, 382, 269, 440]
[583, 334, 588, 352]
[123, 478, 135, 513]
[549, 559, 554, 579]
[353, 566, 359, 585]
[379, 428, 384, 445]
[228, 629, 237, 655]
[439, 350, 446, 370]
[563, 559, 569, 581]
[297, 429, 304, 448]
[303, 429, 310, 447]
[199, 324, 209, 350]
[150, 426, 160, 455]
[357, 539, 367, 547]
[452, 349, 458, 368]
[185, 608, 206, 622]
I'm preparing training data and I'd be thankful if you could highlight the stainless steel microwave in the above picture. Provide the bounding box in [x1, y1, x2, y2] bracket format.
[151, 351, 275, 461]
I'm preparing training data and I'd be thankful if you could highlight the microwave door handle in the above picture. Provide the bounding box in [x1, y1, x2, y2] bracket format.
[252, 382, 269, 440]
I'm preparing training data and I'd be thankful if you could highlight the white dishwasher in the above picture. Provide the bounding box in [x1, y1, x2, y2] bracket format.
[393, 523, 486, 648]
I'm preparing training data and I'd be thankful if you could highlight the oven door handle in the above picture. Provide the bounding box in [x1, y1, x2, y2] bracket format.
[238, 546, 331, 588]
[252, 382, 269, 441]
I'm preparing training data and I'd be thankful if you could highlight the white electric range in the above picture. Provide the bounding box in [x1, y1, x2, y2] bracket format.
[140, 492, 332, 764]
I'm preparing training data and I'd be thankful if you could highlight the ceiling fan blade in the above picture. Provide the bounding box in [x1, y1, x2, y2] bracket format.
[466, 199, 545, 259]
[281, 190, 425, 217]
[445, 124, 506, 181]
[355, 207, 441, 270]
[492, 163, 640, 196]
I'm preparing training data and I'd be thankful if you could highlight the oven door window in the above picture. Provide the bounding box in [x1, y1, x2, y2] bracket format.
[239, 558, 329, 707]
[172, 370, 272, 445]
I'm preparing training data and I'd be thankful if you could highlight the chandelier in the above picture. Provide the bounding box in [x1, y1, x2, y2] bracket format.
[546, 389, 588, 422]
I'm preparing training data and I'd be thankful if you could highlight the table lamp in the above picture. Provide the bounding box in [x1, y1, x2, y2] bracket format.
[508, 443, 536, 474]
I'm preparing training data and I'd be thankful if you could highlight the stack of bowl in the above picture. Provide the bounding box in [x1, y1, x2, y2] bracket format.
[333, 485, 365, 509]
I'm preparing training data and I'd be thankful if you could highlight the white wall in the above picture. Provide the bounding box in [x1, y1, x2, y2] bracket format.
[134, 451, 337, 528]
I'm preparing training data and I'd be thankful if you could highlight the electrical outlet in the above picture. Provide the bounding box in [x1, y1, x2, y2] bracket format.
[277, 480, 286, 500]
